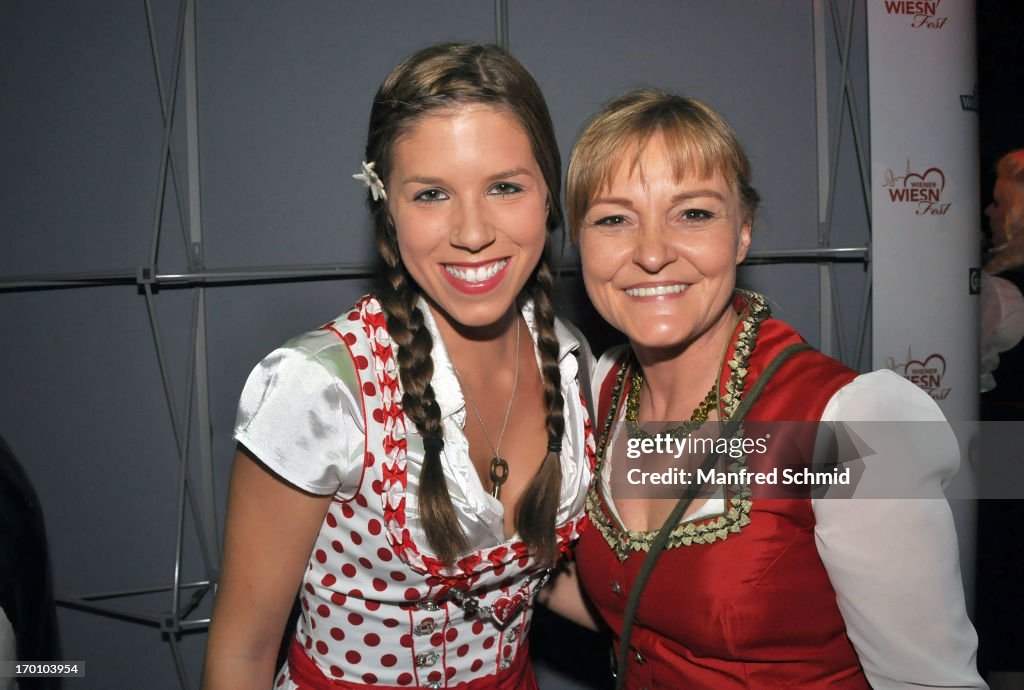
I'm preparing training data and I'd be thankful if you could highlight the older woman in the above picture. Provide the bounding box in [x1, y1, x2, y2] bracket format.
[564, 90, 984, 689]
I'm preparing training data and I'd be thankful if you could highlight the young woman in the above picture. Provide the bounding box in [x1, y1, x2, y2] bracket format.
[202, 43, 594, 689]
[564, 89, 984, 689]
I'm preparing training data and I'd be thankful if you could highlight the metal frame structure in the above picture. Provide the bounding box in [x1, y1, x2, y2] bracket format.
[0, 1, 871, 688]
[812, 0, 874, 367]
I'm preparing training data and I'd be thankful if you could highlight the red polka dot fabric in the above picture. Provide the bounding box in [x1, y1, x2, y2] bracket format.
[242, 297, 594, 688]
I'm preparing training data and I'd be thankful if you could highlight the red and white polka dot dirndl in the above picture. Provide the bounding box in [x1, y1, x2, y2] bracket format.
[234, 296, 595, 689]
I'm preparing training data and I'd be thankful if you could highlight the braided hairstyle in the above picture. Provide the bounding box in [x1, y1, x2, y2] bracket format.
[363, 43, 565, 566]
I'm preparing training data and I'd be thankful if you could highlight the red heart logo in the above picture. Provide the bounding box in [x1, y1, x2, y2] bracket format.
[902, 167, 945, 195]
[903, 353, 946, 389]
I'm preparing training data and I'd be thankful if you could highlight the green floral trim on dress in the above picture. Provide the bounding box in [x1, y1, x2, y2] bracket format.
[586, 290, 770, 561]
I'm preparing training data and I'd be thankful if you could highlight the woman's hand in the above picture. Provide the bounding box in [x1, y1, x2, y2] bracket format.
[537, 560, 602, 632]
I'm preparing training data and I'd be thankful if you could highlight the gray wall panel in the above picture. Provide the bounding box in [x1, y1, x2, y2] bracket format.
[0, 287, 206, 686]
[1, 2, 163, 276]
[514, 1, 821, 252]
[514, 0, 870, 358]
[198, 2, 496, 269]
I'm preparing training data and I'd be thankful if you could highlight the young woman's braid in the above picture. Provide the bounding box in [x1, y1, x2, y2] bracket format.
[364, 42, 568, 565]
[514, 253, 565, 565]
[375, 232, 469, 564]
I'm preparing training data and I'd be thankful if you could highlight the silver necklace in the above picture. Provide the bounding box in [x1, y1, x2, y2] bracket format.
[451, 315, 521, 500]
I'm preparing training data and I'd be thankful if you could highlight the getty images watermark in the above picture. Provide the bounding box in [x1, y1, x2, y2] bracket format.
[602, 419, 1024, 499]
[604, 419, 1024, 501]
[623, 431, 852, 489]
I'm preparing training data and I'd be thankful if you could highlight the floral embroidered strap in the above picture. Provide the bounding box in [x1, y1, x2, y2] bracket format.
[586, 290, 770, 559]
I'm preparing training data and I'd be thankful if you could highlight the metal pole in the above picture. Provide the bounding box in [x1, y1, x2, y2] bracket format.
[146, 0, 188, 269]
[73, 580, 212, 600]
[184, 0, 220, 578]
[167, 634, 191, 689]
[495, 0, 509, 49]
[144, 0, 194, 272]
[828, 0, 872, 218]
[813, 0, 833, 356]
[0, 249, 867, 292]
[171, 290, 200, 628]
[141, 280, 209, 607]
[855, 268, 873, 371]
[823, 0, 857, 244]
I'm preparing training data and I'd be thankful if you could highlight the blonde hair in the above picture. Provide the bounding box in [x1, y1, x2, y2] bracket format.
[996, 150, 1024, 233]
[986, 149, 1024, 274]
[566, 89, 759, 241]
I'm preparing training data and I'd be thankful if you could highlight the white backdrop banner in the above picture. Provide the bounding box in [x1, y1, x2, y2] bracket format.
[867, 0, 979, 604]
[869, 0, 979, 417]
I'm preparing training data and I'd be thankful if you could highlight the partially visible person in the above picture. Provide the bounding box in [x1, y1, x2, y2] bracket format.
[202, 43, 595, 689]
[980, 149, 1024, 401]
[0, 434, 61, 690]
[977, 148, 1024, 688]
[561, 89, 984, 688]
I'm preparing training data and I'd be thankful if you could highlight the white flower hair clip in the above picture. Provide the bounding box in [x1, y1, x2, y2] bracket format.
[353, 160, 387, 202]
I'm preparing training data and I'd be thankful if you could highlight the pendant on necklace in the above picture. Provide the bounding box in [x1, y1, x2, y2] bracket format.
[489, 456, 509, 499]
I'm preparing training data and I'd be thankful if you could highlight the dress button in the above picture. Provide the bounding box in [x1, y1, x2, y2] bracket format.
[415, 651, 439, 668]
[424, 682, 442, 689]
[634, 649, 645, 664]
[417, 600, 440, 611]
[611, 580, 622, 595]
[499, 658, 512, 671]
[505, 627, 520, 643]
[414, 618, 436, 636]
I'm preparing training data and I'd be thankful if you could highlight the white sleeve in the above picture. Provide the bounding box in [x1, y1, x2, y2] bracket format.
[980, 272, 1024, 392]
[555, 317, 597, 411]
[233, 345, 363, 496]
[813, 369, 986, 689]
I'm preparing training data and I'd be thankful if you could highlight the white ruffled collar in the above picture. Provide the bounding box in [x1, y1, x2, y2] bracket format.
[415, 296, 581, 422]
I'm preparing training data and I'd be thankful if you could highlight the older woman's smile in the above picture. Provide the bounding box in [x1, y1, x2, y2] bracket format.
[624, 282, 689, 298]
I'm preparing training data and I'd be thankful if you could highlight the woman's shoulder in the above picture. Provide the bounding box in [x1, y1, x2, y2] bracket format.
[270, 295, 385, 374]
[818, 369, 960, 493]
[822, 368, 947, 423]
[757, 316, 855, 375]
[238, 298, 385, 422]
[233, 303, 379, 495]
